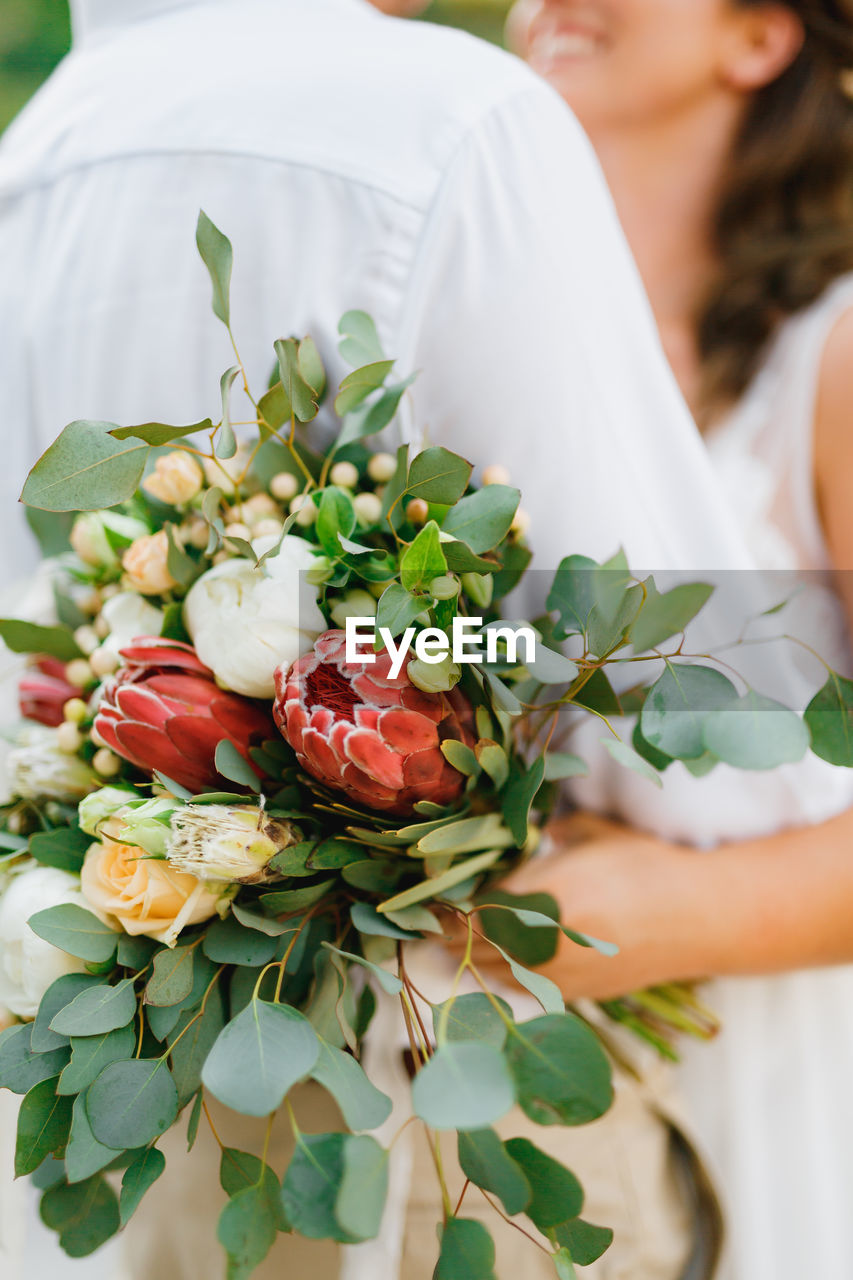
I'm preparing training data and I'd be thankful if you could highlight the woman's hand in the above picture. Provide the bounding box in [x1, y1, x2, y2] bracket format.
[447, 813, 716, 1002]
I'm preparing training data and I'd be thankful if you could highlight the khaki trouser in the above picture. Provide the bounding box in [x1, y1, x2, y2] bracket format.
[119, 1056, 722, 1280]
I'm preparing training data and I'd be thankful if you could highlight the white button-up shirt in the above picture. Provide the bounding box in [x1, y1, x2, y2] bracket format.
[0, 0, 752, 591]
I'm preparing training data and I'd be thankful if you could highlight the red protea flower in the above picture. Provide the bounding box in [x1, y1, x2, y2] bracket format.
[94, 637, 275, 794]
[273, 629, 475, 816]
[19, 657, 79, 727]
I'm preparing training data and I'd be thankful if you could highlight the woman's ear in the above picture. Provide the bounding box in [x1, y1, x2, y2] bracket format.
[719, 4, 806, 91]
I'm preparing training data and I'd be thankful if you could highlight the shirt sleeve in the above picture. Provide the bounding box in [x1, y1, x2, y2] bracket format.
[394, 85, 753, 578]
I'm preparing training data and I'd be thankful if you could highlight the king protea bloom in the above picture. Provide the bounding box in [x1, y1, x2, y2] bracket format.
[18, 657, 79, 727]
[166, 804, 301, 884]
[93, 638, 275, 794]
[273, 629, 475, 815]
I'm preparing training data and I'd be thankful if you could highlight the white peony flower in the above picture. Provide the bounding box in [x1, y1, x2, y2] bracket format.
[183, 535, 325, 697]
[166, 804, 301, 884]
[0, 862, 88, 1018]
[99, 591, 165, 656]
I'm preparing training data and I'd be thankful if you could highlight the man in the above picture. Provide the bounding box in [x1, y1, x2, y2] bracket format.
[0, 1, 740, 1276]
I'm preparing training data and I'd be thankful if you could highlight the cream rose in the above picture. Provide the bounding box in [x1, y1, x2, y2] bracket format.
[122, 530, 178, 596]
[81, 831, 225, 946]
[143, 451, 203, 505]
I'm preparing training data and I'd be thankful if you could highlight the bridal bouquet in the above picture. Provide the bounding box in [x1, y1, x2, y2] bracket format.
[0, 216, 847, 1279]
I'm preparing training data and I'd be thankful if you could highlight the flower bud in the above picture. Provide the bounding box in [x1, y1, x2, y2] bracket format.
[143, 451, 203, 505]
[353, 492, 383, 526]
[406, 498, 429, 525]
[8, 730, 98, 801]
[93, 748, 121, 778]
[90, 646, 121, 678]
[63, 698, 88, 724]
[330, 590, 377, 627]
[329, 461, 359, 489]
[511, 508, 531, 538]
[202, 445, 252, 496]
[366, 453, 397, 483]
[429, 575, 459, 601]
[184, 517, 210, 550]
[56, 722, 82, 754]
[270, 471, 300, 501]
[122, 530, 179, 596]
[73, 625, 99, 656]
[408, 654, 461, 694]
[65, 659, 94, 688]
[70, 512, 149, 569]
[166, 805, 301, 884]
[482, 464, 511, 487]
[253, 518, 284, 540]
[290, 494, 317, 526]
[224, 522, 252, 543]
[78, 786, 140, 837]
[461, 573, 493, 609]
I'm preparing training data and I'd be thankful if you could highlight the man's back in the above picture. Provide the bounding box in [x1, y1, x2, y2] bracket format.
[0, 0, 750, 588]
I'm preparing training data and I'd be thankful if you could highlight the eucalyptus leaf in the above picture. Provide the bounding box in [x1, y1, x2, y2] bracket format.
[0, 1024, 69, 1095]
[276, 337, 318, 423]
[213, 739, 261, 793]
[28, 904, 119, 965]
[547, 555, 598, 639]
[375, 583, 424, 639]
[552, 1218, 614, 1265]
[145, 945, 195, 1007]
[65, 1092, 119, 1184]
[630, 581, 714, 653]
[40, 1175, 120, 1257]
[400, 520, 446, 592]
[441, 485, 520, 553]
[320, 942, 403, 995]
[50, 978, 137, 1037]
[120, 1146, 166, 1225]
[335, 1134, 389, 1241]
[338, 311, 385, 367]
[218, 1183, 279, 1278]
[217, 365, 240, 460]
[378, 849, 502, 914]
[506, 1014, 612, 1127]
[310, 1039, 392, 1131]
[201, 999, 320, 1116]
[28, 827, 90, 874]
[86, 1059, 178, 1149]
[435, 1218, 497, 1280]
[640, 663, 739, 760]
[406, 448, 472, 505]
[280, 1132, 362, 1242]
[501, 757, 545, 846]
[703, 691, 809, 770]
[503, 1137, 583, 1229]
[15, 1077, 73, 1175]
[601, 737, 664, 788]
[0, 620, 82, 662]
[432, 992, 512, 1049]
[110, 420, 211, 445]
[20, 420, 148, 512]
[32, 974, 104, 1052]
[58, 1025, 136, 1096]
[457, 1129, 531, 1215]
[196, 210, 232, 326]
[806, 673, 853, 766]
[411, 1041, 515, 1131]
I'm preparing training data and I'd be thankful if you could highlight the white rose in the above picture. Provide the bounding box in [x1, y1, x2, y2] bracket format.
[99, 591, 164, 655]
[183, 535, 325, 697]
[0, 863, 89, 1018]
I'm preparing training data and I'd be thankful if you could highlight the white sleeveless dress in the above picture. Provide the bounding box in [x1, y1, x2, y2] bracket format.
[573, 274, 853, 1280]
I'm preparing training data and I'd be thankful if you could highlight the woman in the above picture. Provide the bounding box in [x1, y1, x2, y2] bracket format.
[494, 3, 853, 1278]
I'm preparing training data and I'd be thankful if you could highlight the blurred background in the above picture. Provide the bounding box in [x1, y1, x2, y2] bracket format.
[0, 0, 512, 135]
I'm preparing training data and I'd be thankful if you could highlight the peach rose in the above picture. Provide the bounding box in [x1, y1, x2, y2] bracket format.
[142, 451, 203, 506]
[81, 830, 225, 946]
[122, 529, 178, 596]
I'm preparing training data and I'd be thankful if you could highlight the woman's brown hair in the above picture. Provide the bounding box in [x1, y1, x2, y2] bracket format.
[698, 0, 853, 422]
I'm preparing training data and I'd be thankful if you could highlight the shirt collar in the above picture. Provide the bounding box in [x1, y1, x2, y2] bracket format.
[70, 0, 222, 46]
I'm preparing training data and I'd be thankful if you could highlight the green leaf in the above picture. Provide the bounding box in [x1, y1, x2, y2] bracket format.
[571, 667, 621, 716]
[213, 739, 261, 793]
[231, 903, 299, 936]
[553, 1247, 578, 1280]
[320, 942, 403, 995]
[335, 1134, 389, 1241]
[357, 378, 413, 439]
[203, 914, 278, 966]
[502, 1137, 583, 1229]
[350, 901, 420, 940]
[0, 1024, 69, 1095]
[21, 420, 147, 512]
[441, 486, 520, 553]
[145, 944, 195, 1007]
[435, 1218, 497, 1280]
[552, 1218, 614, 1265]
[806, 673, 853, 765]
[630, 581, 714, 653]
[28, 826, 91, 873]
[478, 891, 560, 967]
[58, 1025, 136, 1096]
[547, 555, 598, 639]
[218, 1183, 279, 1279]
[281, 1132, 361, 1242]
[415, 814, 514, 856]
[50, 978, 137, 1037]
[276, 337, 319, 423]
[186, 1089, 203, 1150]
[147, 952, 217, 1040]
[342, 858, 404, 893]
[40, 1175, 120, 1257]
[15, 1077, 73, 1175]
[457, 1129, 531, 1215]
[0, 619, 82, 661]
[640, 663, 739, 760]
[506, 1013, 612, 1127]
[432, 992, 512, 1049]
[196, 210, 233, 326]
[406, 448, 472, 506]
[377, 849, 502, 915]
[501, 756, 545, 846]
[32, 974, 103, 1051]
[412, 1041, 515, 1131]
[334, 360, 395, 416]
[202, 998, 320, 1116]
[543, 753, 588, 781]
[216, 365, 240, 460]
[310, 1039, 392, 1131]
[168, 984, 226, 1106]
[110, 419, 211, 446]
[86, 1059, 179, 1149]
[65, 1092, 120, 1184]
[259, 880, 334, 914]
[298, 336, 326, 398]
[400, 520, 447, 592]
[440, 740, 479, 776]
[26, 507, 76, 557]
[484, 669, 523, 718]
[703, 691, 809, 769]
[525, 645, 579, 686]
[316, 485, 356, 557]
[442, 540, 499, 576]
[28, 904, 119, 965]
[120, 1146, 166, 1225]
[601, 736, 664, 788]
[338, 311, 385, 367]
[375, 582, 424, 639]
